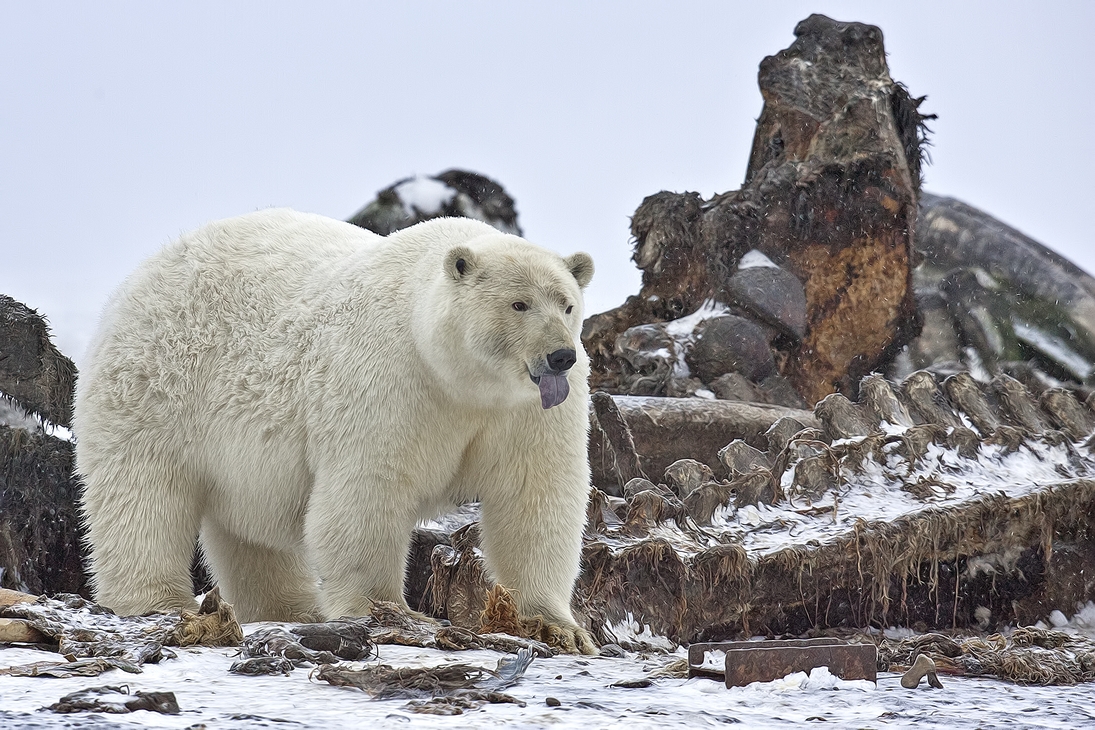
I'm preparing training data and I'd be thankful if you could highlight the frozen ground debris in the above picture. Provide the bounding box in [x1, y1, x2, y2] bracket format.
[44, 684, 179, 715]
[313, 647, 535, 715]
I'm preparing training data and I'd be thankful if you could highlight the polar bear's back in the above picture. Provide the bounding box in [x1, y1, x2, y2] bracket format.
[75, 210, 383, 439]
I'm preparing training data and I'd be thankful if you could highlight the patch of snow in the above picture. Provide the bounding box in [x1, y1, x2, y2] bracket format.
[394, 176, 455, 217]
[929, 216, 961, 235]
[701, 649, 726, 671]
[664, 300, 728, 338]
[45, 423, 74, 441]
[792, 666, 875, 692]
[694, 388, 715, 400]
[609, 611, 678, 652]
[737, 249, 779, 270]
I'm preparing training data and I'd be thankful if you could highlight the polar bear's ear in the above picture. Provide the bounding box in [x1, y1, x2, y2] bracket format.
[565, 252, 594, 288]
[445, 246, 475, 281]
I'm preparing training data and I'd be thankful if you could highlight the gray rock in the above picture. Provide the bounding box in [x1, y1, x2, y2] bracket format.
[685, 315, 775, 383]
[814, 393, 876, 440]
[992, 374, 1047, 434]
[598, 643, 627, 658]
[1040, 389, 1094, 441]
[766, 416, 810, 453]
[718, 440, 773, 476]
[663, 459, 714, 499]
[942, 373, 999, 436]
[725, 265, 807, 340]
[859, 373, 914, 427]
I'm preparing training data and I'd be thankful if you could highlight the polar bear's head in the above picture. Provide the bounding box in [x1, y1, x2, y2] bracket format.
[425, 230, 593, 410]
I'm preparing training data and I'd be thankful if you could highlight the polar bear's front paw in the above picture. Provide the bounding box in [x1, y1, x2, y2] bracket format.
[542, 623, 600, 656]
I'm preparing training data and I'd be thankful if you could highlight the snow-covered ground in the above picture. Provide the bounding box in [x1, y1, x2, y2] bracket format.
[3, 606, 1095, 729]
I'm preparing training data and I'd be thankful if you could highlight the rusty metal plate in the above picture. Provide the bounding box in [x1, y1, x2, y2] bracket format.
[688, 639, 877, 686]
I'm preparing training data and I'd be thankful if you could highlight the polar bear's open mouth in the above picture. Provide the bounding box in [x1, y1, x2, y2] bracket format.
[529, 372, 570, 409]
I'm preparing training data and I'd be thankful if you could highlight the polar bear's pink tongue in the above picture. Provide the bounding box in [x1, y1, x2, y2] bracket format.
[538, 373, 570, 409]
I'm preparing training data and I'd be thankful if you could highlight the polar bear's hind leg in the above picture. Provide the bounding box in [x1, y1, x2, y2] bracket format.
[81, 458, 201, 616]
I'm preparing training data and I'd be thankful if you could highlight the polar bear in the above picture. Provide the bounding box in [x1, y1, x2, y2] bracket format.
[74, 209, 597, 653]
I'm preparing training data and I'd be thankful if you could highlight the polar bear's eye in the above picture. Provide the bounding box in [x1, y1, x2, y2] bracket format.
[512, 302, 528, 312]
[565, 305, 574, 314]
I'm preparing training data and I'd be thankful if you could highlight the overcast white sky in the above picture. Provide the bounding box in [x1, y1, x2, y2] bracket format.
[2, 1, 1092, 363]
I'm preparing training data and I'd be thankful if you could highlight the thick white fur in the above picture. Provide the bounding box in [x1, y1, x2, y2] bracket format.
[74, 210, 594, 636]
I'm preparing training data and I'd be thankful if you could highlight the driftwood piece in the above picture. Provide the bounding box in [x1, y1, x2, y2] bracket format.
[582, 14, 926, 404]
[589, 391, 646, 491]
[588, 396, 818, 488]
[0, 617, 47, 643]
[0, 295, 76, 428]
[0, 588, 36, 608]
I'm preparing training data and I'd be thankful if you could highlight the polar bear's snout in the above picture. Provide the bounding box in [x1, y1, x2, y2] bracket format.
[546, 348, 577, 373]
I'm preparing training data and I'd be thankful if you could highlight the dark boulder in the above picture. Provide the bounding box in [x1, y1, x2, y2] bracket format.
[347, 169, 521, 236]
[686, 315, 776, 384]
[725, 264, 807, 341]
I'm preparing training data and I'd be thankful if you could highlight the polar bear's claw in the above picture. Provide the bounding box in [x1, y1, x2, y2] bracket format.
[542, 623, 600, 655]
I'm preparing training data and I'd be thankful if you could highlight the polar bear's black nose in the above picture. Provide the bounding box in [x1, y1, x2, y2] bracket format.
[547, 348, 576, 373]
